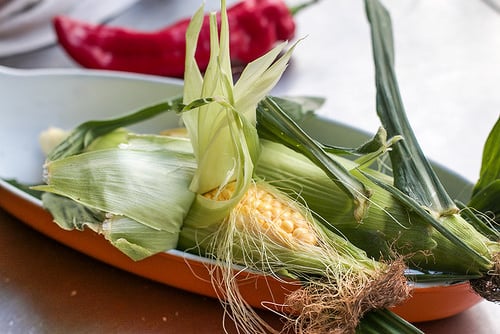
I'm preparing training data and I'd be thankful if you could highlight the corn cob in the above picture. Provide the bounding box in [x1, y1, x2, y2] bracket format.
[178, 178, 410, 334]
[203, 181, 318, 246]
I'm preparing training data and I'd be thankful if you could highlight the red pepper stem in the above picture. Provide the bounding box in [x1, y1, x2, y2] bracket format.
[289, 0, 320, 16]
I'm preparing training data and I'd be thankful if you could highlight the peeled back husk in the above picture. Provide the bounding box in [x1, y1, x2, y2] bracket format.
[34, 140, 197, 260]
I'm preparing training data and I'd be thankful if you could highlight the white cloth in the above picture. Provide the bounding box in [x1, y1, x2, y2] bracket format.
[0, 0, 140, 57]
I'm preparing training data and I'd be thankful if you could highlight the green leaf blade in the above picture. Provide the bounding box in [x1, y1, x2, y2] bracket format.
[364, 0, 457, 213]
[47, 99, 182, 162]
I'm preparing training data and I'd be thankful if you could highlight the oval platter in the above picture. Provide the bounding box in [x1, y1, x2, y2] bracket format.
[0, 66, 482, 323]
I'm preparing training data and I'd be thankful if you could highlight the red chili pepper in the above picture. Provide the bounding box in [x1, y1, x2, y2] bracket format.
[53, 0, 299, 78]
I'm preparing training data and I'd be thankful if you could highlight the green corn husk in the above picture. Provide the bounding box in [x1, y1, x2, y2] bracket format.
[256, 139, 500, 276]
[39, 150, 196, 233]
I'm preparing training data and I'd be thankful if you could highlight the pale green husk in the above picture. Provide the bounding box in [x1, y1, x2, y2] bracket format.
[34, 134, 197, 260]
[180, 0, 297, 229]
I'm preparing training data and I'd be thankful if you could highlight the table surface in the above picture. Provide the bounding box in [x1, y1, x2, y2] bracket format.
[1, 0, 499, 333]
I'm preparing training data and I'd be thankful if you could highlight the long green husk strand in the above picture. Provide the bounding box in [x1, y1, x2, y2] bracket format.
[364, 0, 499, 299]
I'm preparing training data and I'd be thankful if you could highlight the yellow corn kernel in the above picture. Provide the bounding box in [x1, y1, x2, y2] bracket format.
[280, 219, 294, 233]
[203, 182, 318, 247]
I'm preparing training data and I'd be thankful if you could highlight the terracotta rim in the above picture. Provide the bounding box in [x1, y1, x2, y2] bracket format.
[0, 182, 483, 323]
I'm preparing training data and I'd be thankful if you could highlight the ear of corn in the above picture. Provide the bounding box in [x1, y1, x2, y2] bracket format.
[175, 3, 412, 333]
[34, 144, 197, 260]
[178, 179, 410, 334]
[40, 131, 197, 261]
[249, 0, 500, 301]
[256, 139, 500, 277]
[364, 0, 499, 299]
